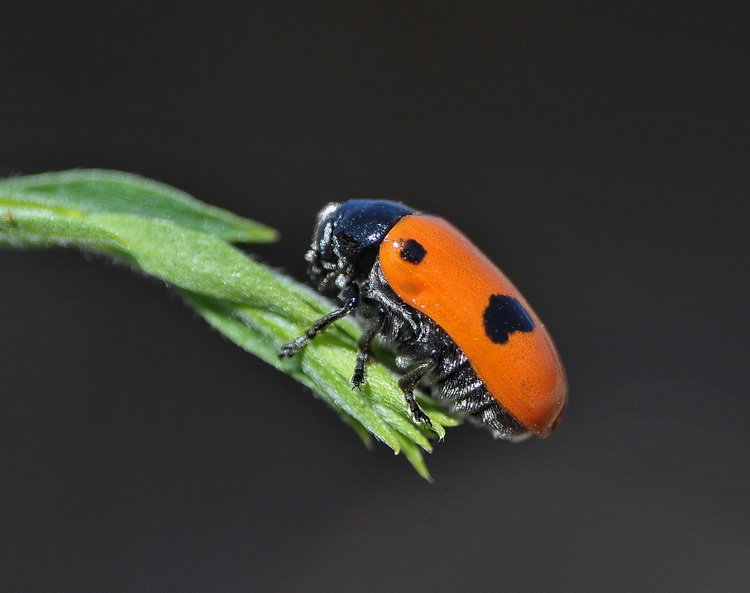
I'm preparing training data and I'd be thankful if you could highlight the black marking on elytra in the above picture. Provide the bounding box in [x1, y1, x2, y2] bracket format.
[483, 294, 535, 344]
[400, 238, 426, 264]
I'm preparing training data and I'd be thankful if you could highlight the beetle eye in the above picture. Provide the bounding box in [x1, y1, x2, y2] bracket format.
[336, 231, 358, 250]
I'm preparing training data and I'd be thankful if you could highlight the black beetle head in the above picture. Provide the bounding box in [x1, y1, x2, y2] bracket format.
[306, 200, 414, 293]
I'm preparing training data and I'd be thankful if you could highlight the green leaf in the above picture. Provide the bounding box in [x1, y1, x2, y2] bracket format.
[0, 169, 277, 243]
[0, 169, 461, 478]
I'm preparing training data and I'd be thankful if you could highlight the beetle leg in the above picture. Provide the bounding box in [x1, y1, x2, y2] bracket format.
[279, 283, 360, 357]
[397, 352, 437, 426]
[351, 305, 386, 388]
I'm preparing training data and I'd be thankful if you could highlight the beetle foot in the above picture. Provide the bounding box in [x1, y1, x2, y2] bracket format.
[406, 397, 432, 427]
[279, 337, 306, 358]
[351, 370, 366, 389]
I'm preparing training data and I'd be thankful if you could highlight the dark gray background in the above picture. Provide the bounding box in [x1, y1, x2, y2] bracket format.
[1, 2, 748, 592]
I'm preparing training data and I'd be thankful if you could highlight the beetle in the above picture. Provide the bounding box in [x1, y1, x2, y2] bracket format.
[279, 200, 567, 440]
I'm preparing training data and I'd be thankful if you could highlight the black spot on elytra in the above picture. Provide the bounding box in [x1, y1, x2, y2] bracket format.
[483, 294, 535, 344]
[400, 238, 426, 264]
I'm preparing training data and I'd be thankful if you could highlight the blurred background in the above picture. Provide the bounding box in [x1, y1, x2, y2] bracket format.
[1, 2, 748, 592]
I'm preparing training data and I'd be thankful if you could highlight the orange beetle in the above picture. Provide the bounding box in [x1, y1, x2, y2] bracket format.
[280, 200, 566, 440]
